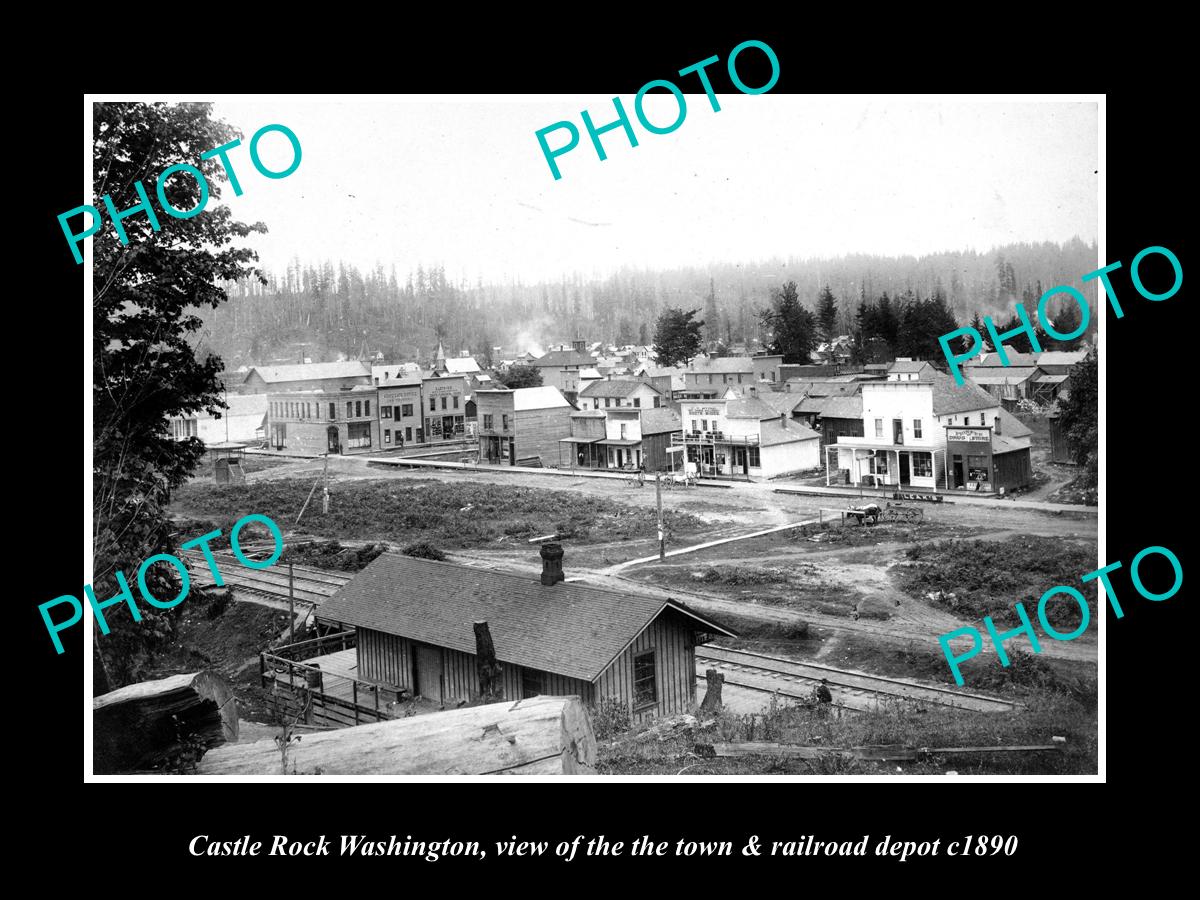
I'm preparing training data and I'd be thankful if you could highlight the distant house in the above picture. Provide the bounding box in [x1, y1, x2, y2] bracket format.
[1031, 373, 1071, 404]
[779, 363, 840, 381]
[1035, 350, 1086, 376]
[967, 367, 1044, 407]
[314, 549, 736, 721]
[887, 359, 937, 382]
[634, 365, 686, 400]
[371, 363, 422, 384]
[242, 361, 371, 394]
[682, 356, 773, 398]
[476, 385, 573, 466]
[579, 378, 664, 411]
[529, 341, 595, 402]
[168, 394, 268, 446]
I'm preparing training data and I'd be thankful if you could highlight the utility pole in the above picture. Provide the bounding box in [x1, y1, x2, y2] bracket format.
[656, 473, 665, 561]
[288, 562, 296, 643]
[321, 453, 330, 514]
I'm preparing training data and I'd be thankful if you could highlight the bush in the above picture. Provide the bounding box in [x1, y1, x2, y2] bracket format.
[590, 696, 632, 740]
[204, 588, 233, 620]
[402, 542, 446, 561]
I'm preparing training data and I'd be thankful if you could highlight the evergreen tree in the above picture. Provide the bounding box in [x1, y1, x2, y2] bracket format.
[652, 307, 705, 368]
[703, 277, 721, 347]
[759, 281, 817, 364]
[93, 102, 266, 689]
[815, 285, 838, 343]
[1056, 347, 1097, 477]
[1049, 302, 1084, 350]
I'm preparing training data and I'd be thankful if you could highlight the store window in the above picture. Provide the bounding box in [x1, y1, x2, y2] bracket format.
[913, 452, 932, 478]
[401, 403, 413, 417]
[968, 455, 990, 482]
[748, 446, 761, 467]
[871, 453, 889, 474]
[441, 396, 448, 410]
[347, 421, 372, 449]
[453, 396, 459, 409]
[382, 406, 392, 419]
[875, 418, 883, 438]
[430, 397, 436, 412]
[328, 402, 336, 420]
[913, 419, 922, 439]
[483, 414, 494, 430]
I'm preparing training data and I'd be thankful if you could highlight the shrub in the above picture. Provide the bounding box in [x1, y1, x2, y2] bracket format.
[402, 542, 446, 561]
[590, 696, 632, 740]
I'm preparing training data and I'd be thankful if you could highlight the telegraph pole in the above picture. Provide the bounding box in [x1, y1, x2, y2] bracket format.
[321, 453, 330, 514]
[288, 563, 296, 643]
[656, 473, 665, 561]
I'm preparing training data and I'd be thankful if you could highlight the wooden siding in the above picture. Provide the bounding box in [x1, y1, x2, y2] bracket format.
[357, 629, 412, 690]
[641, 430, 680, 472]
[993, 447, 1033, 490]
[515, 406, 573, 465]
[594, 608, 696, 723]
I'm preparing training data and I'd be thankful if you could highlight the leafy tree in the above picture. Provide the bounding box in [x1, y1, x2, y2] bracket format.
[652, 307, 705, 368]
[759, 281, 817, 364]
[498, 363, 543, 389]
[1056, 347, 1097, 475]
[815, 285, 838, 343]
[93, 102, 266, 690]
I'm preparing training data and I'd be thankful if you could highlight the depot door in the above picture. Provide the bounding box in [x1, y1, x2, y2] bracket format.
[415, 648, 448, 705]
[414, 645, 443, 702]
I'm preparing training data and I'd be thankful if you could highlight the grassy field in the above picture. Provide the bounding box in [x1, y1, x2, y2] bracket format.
[170, 477, 706, 550]
[597, 683, 1097, 774]
[898, 534, 1096, 628]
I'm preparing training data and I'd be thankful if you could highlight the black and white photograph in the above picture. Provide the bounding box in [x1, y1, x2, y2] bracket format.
[76, 91, 1107, 781]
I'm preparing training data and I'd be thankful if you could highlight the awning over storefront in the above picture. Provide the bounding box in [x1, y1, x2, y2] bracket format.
[558, 436, 605, 444]
[598, 438, 641, 446]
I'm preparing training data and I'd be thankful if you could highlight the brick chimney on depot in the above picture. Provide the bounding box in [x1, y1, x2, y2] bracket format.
[540, 542, 565, 586]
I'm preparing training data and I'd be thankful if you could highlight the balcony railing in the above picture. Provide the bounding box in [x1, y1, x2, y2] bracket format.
[673, 431, 759, 446]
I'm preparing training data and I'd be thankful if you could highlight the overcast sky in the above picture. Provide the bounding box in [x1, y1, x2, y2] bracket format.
[211, 97, 1098, 285]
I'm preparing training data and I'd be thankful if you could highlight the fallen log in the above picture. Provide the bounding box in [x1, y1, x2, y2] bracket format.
[198, 695, 596, 775]
[93, 671, 238, 774]
[698, 741, 1065, 762]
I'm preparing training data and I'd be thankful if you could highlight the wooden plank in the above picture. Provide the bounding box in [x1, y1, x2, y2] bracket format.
[199, 696, 595, 775]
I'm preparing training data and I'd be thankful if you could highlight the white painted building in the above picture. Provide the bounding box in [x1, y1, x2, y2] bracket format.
[677, 389, 819, 480]
[828, 372, 1032, 493]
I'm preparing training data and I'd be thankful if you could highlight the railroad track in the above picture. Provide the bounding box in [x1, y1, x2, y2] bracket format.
[696, 645, 1017, 714]
[181, 549, 351, 608]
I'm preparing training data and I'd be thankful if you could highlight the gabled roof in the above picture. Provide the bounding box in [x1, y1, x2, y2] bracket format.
[996, 408, 1033, 439]
[818, 395, 864, 420]
[531, 349, 594, 367]
[688, 356, 755, 374]
[316, 553, 737, 682]
[443, 357, 481, 374]
[888, 360, 935, 374]
[1036, 351, 1086, 367]
[759, 417, 820, 446]
[930, 371, 998, 415]
[968, 367, 1041, 385]
[245, 361, 370, 383]
[725, 396, 779, 420]
[970, 346, 1039, 367]
[753, 392, 805, 415]
[639, 407, 682, 435]
[513, 386, 571, 411]
[579, 379, 660, 399]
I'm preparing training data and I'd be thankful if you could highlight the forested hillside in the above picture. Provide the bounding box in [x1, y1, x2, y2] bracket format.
[197, 238, 1098, 368]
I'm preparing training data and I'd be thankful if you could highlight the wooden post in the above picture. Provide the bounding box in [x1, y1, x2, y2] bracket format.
[322, 453, 330, 514]
[699, 669, 724, 713]
[474, 620, 503, 702]
[288, 563, 295, 643]
[656, 473, 665, 561]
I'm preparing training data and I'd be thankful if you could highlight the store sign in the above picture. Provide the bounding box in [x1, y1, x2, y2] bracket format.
[425, 382, 461, 398]
[687, 406, 721, 416]
[946, 428, 990, 443]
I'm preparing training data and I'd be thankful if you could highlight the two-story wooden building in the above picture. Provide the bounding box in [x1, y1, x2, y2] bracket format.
[421, 374, 470, 441]
[313, 546, 737, 721]
[677, 389, 820, 480]
[827, 371, 1032, 492]
[579, 378, 664, 412]
[682, 355, 783, 398]
[376, 376, 424, 447]
[529, 342, 596, 403]
[476, 386, 573, 466]
[266, 386, 379, 454]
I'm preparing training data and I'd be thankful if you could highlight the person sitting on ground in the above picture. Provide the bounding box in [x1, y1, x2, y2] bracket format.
[814, 679, 833, 704]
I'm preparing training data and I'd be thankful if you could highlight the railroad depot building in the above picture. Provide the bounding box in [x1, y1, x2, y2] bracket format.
[313, 548, 737, 720]
[266, 386, 379, 454]
[827, 372, 1033, 493]
[476, 385, 573, 466]
[376, 376, 423, 446]
[676, 390, 820, 480]
[241, 361, 371, 394]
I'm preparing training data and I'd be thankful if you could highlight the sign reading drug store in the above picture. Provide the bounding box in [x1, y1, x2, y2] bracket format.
[946, 427, 990, 443]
